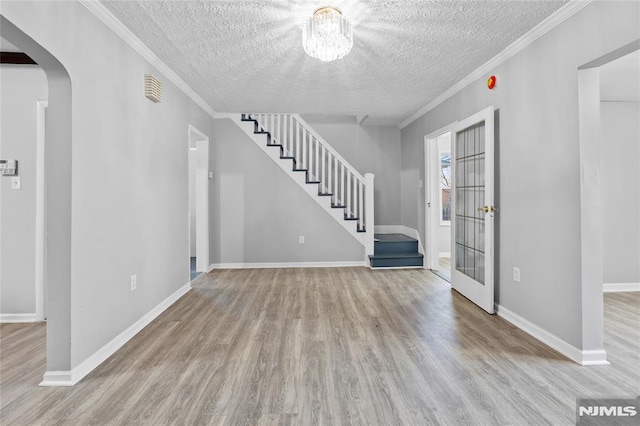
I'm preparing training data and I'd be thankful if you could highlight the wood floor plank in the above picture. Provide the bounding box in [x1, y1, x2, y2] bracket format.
[1, 269, 638, 425]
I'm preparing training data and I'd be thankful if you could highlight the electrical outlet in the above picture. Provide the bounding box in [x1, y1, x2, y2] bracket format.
[11, 177, 21, 190]
[130, 274, 137, 291]
[513, 267, 521, 283]
[299, 235, 305, 244]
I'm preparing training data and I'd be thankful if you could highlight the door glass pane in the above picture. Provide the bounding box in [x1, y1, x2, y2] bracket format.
[456, 217, 465, 244]
[455, 122, 486, 285]
[476, 154, 485, 187]
[456, 155, 465, 189]
[456, 129, 466, 160]
[465, 187, 474, 218]
[456, 188, 465, 216]
[456, 244, 465, 271]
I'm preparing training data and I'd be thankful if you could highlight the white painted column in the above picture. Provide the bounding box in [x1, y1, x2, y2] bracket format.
[365, 173, 375, 263]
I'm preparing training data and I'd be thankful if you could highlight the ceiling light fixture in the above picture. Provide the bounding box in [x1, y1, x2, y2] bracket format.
[302, 6, 353, 62]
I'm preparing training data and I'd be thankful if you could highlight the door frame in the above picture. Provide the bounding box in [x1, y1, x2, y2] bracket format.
[187, 124, 210, 276]
[424, 124, 456, 271]
[577, 40, 640, 363]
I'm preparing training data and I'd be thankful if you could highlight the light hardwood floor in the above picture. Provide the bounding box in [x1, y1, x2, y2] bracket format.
[433, 256, 451, 282]
[1, 268, 638, 425]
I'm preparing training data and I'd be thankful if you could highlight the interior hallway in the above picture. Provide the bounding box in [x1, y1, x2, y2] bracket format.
[0, 268, 638, 425]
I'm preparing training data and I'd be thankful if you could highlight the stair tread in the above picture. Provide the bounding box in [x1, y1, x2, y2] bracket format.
[374, 233, 418, 243]
[369, 253, 423, 259]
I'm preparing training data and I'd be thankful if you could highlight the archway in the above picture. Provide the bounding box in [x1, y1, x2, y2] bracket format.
[1, 15, 73, 381]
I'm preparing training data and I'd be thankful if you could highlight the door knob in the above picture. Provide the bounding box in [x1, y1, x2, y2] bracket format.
[477, 206, 498, 213]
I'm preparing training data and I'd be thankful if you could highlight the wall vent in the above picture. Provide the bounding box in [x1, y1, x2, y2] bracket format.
[144, 74, 162, 103]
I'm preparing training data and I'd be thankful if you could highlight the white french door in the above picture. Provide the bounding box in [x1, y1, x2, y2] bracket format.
[451, 106, 496, 314]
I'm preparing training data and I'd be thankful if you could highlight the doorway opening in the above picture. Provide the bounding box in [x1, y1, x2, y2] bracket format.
[425, 126, 454, 282]
[188, 125, 210, 281]
[1, 15, 73, 381]
[577, 39, 640, 365]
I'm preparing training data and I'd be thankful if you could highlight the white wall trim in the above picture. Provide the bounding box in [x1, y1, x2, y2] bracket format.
[35, 100, 48, 321]
[581, 350, 610, 366]
[374, 225, 425, 256]
[424, 124, 456, 270]
[496, 304, 609, 366]
[0, 313, 41, 323]
[39, 281, 192, 387]
[603, 282, 640, 292]
[399, 0, 593, 129]
[439, 252, 451, 258]
[78, 0, 216, 119]
[40, 371, 74, 387]
[209, 261, 365, 270]
[187, 124, 210, 274]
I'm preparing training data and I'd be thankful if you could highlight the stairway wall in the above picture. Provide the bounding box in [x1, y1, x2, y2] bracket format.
[209, 119, 365, 265]
[302, 118, 402, 225]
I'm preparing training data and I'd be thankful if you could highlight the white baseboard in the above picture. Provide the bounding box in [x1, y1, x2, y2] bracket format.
[495, 304, 609, 366]
[0, 313, 41, 323]
[40, 371, 74, 387]
[209, 261, 365, 270]
[603, 282, 640, 292]
[581, 350, 610, 366]
[374, 225, 425, 256]
[39, 281, 192, 387]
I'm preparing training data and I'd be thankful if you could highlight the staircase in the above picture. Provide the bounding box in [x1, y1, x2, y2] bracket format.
[230, 113, 375, 262]
[369, 234, 424, 268]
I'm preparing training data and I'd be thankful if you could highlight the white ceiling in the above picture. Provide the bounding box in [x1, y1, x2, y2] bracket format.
[101, 0, 569, 125]
[600, 50, 640, 102]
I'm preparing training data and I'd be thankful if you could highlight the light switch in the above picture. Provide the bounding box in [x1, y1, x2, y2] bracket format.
[11, 177, 21, 190]
[208, 171, 214, 179]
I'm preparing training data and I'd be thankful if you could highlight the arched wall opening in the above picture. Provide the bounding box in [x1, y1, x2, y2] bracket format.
[1, 15, 73, 376]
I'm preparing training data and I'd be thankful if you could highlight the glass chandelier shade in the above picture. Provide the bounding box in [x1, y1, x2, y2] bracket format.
[302, 6, 353, 62]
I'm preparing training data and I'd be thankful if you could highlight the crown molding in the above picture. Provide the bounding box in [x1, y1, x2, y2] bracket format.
[79, 0, 217, 119]
[399, 0, 594, 129]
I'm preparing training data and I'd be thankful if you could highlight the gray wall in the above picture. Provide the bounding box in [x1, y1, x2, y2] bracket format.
[400, 1, 639, 349]
[601, 101, 640, 284]
[209, 119, 364, 264]
[1, 1, 214, 369]
[0, 66, 48, 315]
[304, 119, 402, 225]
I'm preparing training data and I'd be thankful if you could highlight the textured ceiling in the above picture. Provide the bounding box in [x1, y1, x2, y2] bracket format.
[101, 0, 568, 125]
